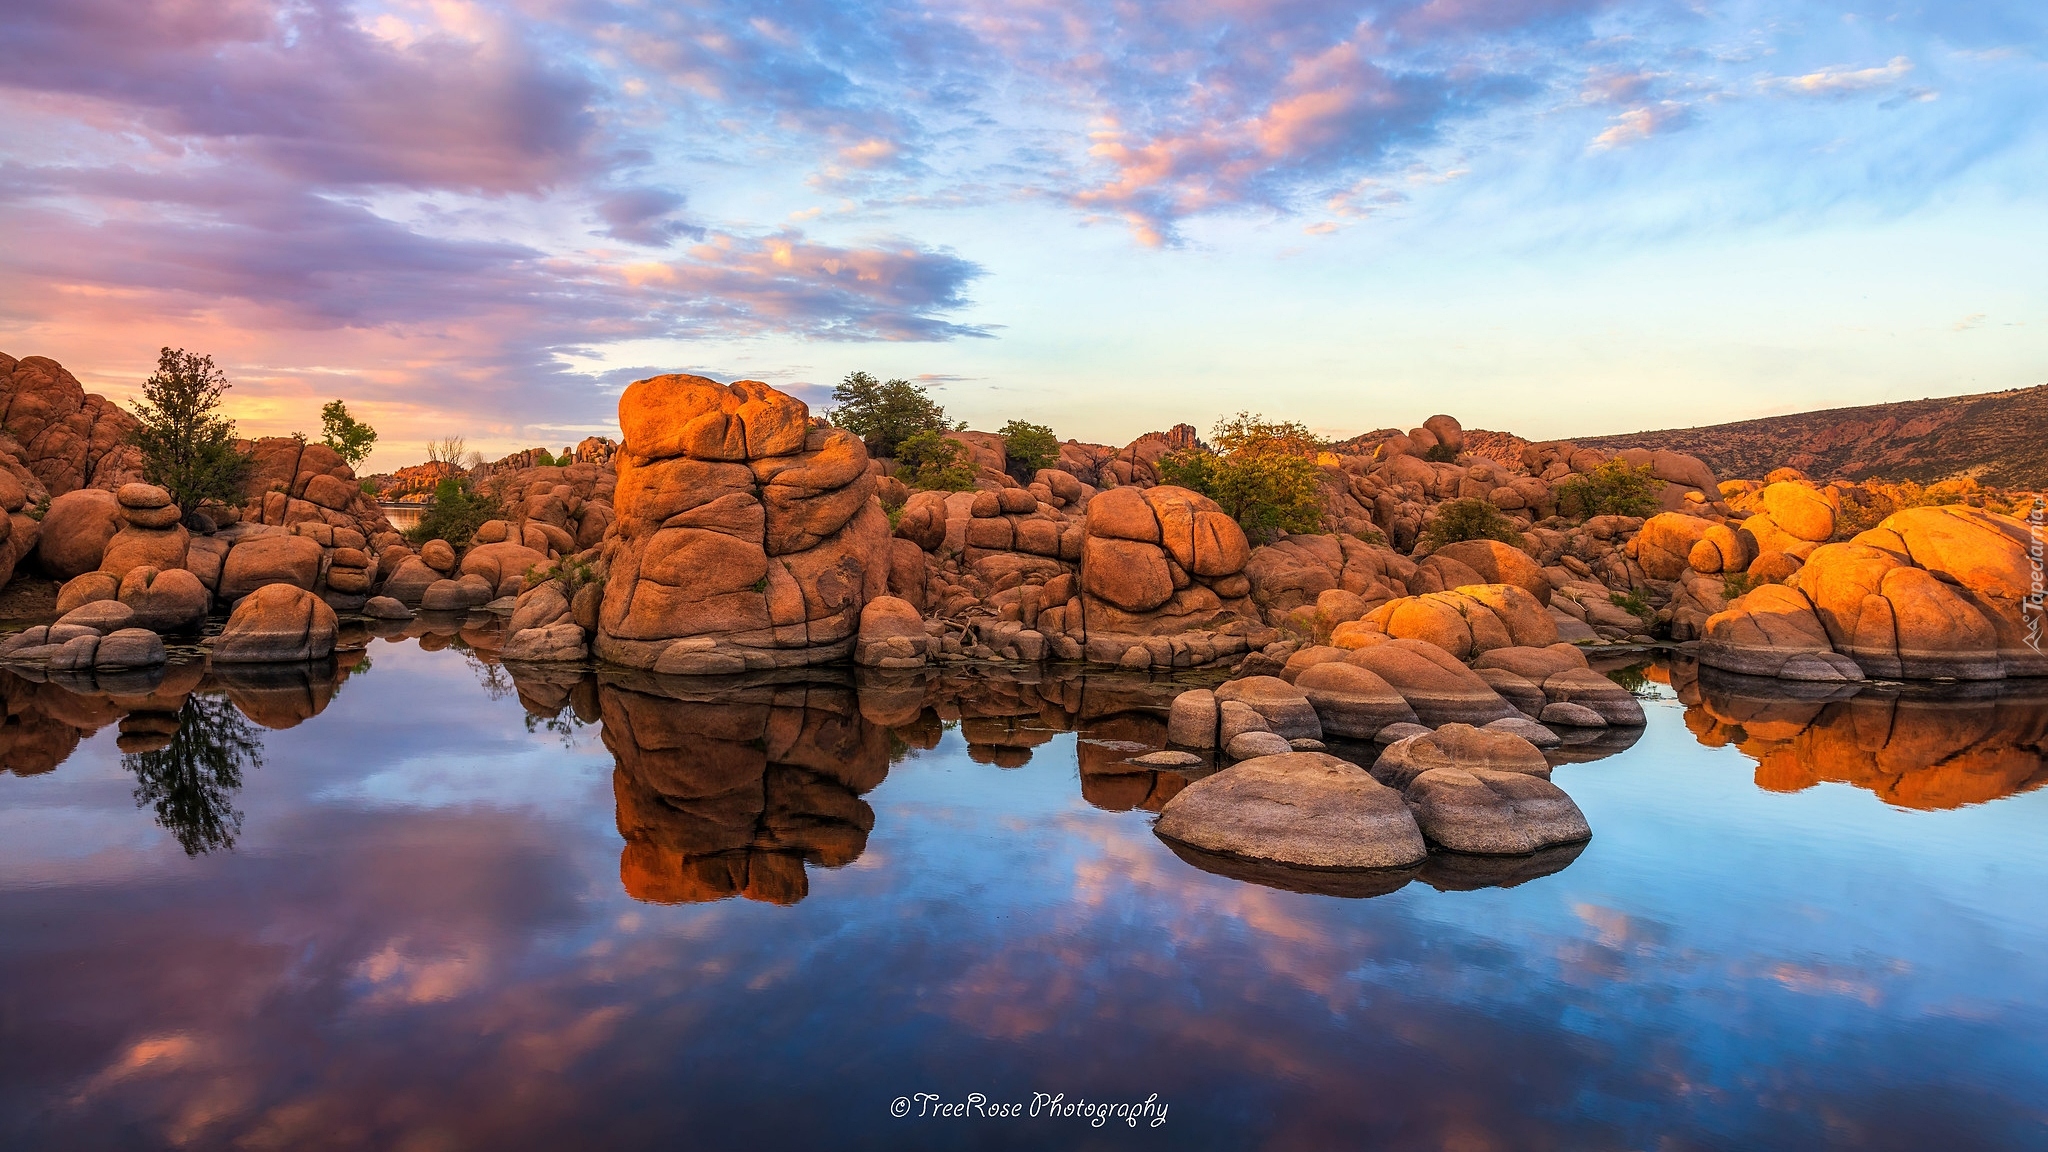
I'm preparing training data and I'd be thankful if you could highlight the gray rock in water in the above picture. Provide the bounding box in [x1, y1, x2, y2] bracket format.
[1539, 701, 1608, 728]
[1288, 738, 1326, 752]
[1129, 750, 1204, 768]
[1156, 752, 1428, 870]
[1225, 730, 1293, 759]
[363, 596, 413, 620]
[1483, 716, 1562, 748]
[93, 628, 166, 670]
[1373, 723, 1550, 790]
[502, 621, 587, 663]
[1404, 767, 1590, 855]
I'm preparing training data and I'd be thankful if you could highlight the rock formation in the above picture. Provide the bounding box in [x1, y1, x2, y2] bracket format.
[595, 375, 891, 673]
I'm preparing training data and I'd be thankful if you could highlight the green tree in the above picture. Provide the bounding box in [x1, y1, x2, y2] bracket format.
[1419, 497, 1525, 549]
[406, 476, 502, 548]
[1156, 412, 1324, 544]
[998, 419, 1059, 482]
[128, 347, 252, 520]
[320, 399, 378, 467]
[895, 430, 977, 492]
[125, 693, 265, 856]
[1556, 459, 1661, 519]
[826, 371, 949, 457]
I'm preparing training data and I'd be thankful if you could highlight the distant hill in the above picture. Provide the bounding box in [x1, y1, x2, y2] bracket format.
[1576, 384, 2048, 488]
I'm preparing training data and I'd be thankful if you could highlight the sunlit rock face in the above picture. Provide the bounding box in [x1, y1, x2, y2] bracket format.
[595, 376, 891, 674]
[1701, 507, 2048, 681]
[1673, 660, 2048, 809]
[600, 675, 889, 906]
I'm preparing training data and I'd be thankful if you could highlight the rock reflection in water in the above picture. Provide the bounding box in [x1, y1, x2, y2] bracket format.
[601, 671, 888, 906]
[1672, 658, 2048, 809]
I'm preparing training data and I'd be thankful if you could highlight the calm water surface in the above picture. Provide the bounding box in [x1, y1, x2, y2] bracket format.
[2, 623, 2046, 1151]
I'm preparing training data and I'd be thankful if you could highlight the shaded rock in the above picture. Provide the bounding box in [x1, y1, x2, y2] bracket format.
[853, 595, 928, 668]
[1214, 675, 1321, 740]
[1539, 668, 1646, 725]
[1372, 722, 1550, 790]
[1155, 752, 1428, 869]
[1225, 730, 1293, 759]
[56, 570, 119, 614]
[1293, 661, 1416, 739]
[35, 488, 122, 579]
[118, 566, 209, 632]
[211, 583, 339, 663]
[1405, 767, 1590, 855]
[502, 621, 588, 662]
[1374, 721, 1432, 745]
[1482, 716, 1561, 748]
[219, 534, 323, 600]
[1166, 688, 1219, 748]
[1539, 701, 1608, 728]
[1343, 638, 1516, 725]
[55, 599, 135, 633]
[93, 627, 166, 670]
[363, 595, 412, 620]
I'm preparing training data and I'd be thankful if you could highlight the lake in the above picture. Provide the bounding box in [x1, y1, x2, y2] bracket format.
[3, 622, 2046, 1150]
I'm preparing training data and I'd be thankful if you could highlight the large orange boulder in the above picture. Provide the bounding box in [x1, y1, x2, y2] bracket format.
[1359, 583, 1557, 660]
[1631, 513, 1716, 581]
[597, 377, 889, 673]
[1342, 637, 1517, 725]
[35, 488, 123, 579]
[218, 534, 324, 600]
[1415, 539, 1550, 605]
[1699, 583, 1866, 680]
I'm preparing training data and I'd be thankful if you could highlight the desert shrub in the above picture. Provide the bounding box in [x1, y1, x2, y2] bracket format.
[1610, 590, 1654, 622]
[895, 430, 977, 492]
[526, 553, 601, 595]
[1419, 497, 1523, 549]
[998, 419, 1059, 482]
[128, 347, 252, 521]
[1157, 412, 1324, 544]
[1557, 459, 1660, 519]
[320, 400, 378, 467]
[1722, 571, 1759, 599]
[1422, 443, 1459, 463]
[826, 371, 949, 458]
[405, 477, 501, 548]
[28, 495, 49, 522]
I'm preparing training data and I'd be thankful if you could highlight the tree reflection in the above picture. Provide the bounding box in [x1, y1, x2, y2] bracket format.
[125, 693, 266, 856]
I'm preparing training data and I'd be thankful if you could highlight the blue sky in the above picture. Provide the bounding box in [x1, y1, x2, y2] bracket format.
[1, 0, 2042, 468]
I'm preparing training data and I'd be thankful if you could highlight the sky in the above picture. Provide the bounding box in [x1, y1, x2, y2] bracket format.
[1, 0, 2043, 472]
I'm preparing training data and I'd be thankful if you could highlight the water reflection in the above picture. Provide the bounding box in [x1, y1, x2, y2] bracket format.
[1671, 658, 2048, 809]
[126, 693, 266, 855]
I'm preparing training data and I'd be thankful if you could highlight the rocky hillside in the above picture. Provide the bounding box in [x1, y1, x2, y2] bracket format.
[1576, 384, 2048, 487]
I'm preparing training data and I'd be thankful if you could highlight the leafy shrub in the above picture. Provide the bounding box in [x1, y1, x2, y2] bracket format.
[1610, 590, 1654, 622]
[1156, 412, 1325, 545]
[998, 419, 1059, 482]
[405, 477, 501, 548]
[1419, 497, 1523, 549]
[1722, 571, 1759, 599]
[895, 430, 977, 492]
[826, 371, 949, 458]
[1556, 459, 1660, 520]
[128, 347, 252, 521]
[319, 400, 378, 467]
[28, 495, 49, 522]
[359, 478, 379, 495]
[1422, 443, 1459, 463]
